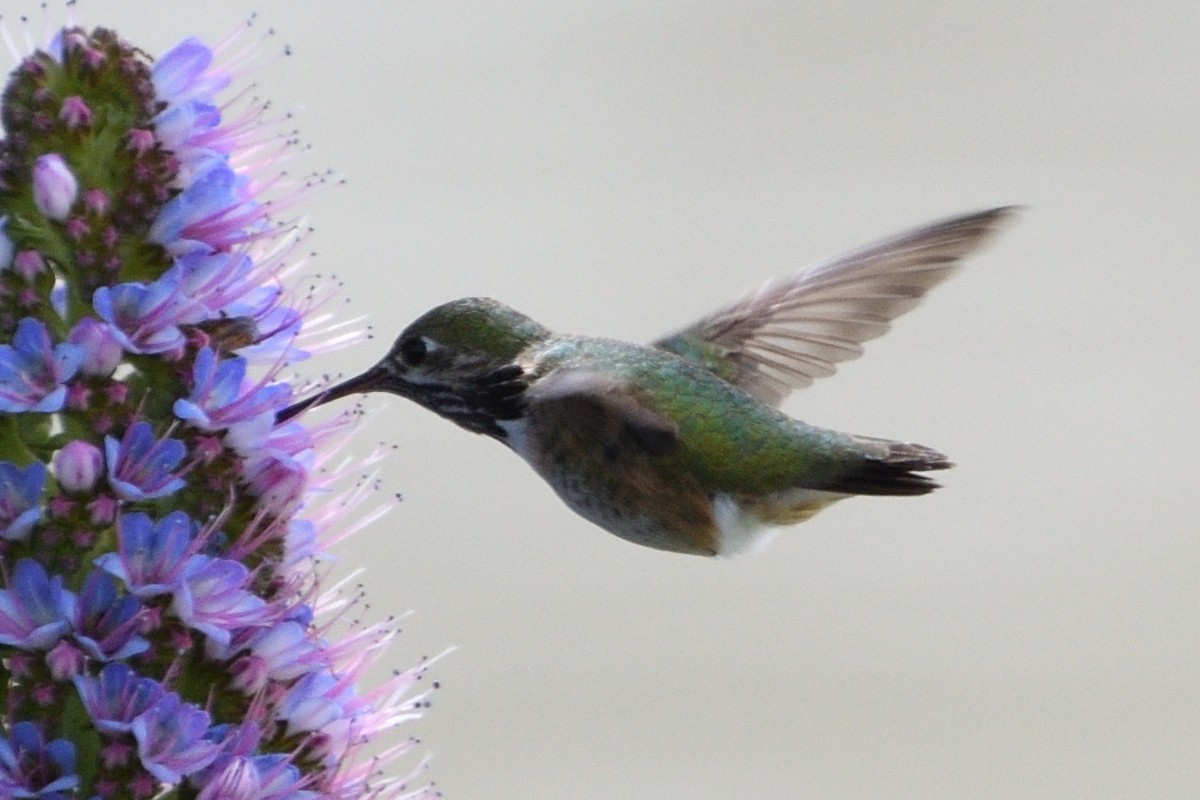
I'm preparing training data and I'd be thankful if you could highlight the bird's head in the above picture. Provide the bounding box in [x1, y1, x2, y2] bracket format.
[278, 298, 549, 438]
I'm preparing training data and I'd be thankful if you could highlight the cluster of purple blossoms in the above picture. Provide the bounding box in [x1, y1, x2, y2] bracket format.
[0, 22, 436, 799]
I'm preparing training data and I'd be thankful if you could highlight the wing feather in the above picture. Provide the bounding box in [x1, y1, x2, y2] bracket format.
[653, 207, 1017, 405]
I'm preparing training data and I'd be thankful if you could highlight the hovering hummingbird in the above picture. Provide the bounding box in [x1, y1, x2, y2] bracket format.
[279, 208, 1014, 556]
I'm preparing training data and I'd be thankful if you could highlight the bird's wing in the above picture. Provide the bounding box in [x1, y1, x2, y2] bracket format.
[525, 369, 680, 457]
[652, 207, 1017, 406]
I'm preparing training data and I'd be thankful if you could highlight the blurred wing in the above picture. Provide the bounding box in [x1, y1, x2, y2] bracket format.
[653, 207, 1017, 406]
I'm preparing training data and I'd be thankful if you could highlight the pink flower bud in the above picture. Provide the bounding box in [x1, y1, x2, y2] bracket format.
[66, 217, 89, 241]
[47, 640, 85, 680]
[126, 128, 155, 155]
[84, 188, 111, 215]
[66, 383, 91, 411]
[62, 31, 89, 54]
[59, 95, 93, 129]
[7, 653, 34, 678]
[101, 740, 134, 769]
[68, 318, 124, 376]
[48, 496, 75, 517]
[87, 495, 117, 526]
[14, 250, 46, 281]
[53, 440, 105, 493]
[32, 153, 79, 221]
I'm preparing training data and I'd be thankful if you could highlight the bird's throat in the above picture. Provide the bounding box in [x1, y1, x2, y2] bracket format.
[413, 364, 529, 441]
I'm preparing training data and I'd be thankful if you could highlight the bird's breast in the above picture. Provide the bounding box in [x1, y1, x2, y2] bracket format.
[503, 409, 720, 554]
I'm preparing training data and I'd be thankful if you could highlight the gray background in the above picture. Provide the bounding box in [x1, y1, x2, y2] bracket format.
[28, 2, 1200, 797]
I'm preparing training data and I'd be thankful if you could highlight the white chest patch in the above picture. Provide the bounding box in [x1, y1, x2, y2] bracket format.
[711, 494, 780, 556]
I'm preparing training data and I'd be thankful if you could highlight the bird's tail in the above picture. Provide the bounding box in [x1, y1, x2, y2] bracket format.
[826, 436, 953, 496]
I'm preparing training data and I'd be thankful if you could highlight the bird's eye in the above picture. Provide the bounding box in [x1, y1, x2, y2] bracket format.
[398, 336, 428, 367]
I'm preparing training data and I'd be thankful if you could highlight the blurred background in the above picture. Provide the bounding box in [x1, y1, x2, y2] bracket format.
[28, 2, 1200, 797]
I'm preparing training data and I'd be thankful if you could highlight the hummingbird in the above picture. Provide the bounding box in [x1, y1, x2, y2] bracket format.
[278, 208, 1014, 556]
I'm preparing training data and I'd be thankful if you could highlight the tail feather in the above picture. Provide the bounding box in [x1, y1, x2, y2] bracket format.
[824, 437, 952, 497]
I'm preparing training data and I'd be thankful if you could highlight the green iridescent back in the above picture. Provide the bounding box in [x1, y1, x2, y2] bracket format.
[529, 336, 860, 494]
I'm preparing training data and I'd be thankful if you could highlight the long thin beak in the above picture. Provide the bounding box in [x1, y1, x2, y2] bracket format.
[276, 363, 392, 424]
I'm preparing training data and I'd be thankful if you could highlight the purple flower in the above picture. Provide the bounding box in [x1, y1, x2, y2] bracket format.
[104, 421, 187, 501]
[130, 692, 220, 783]
[196, 755, 263, 800]
[241, 423, 318, 515]
[175, 348, 289, 433]
[151, 37, 230, 107]
[150, 38, 239, 197]
[149, 161, 265, 253]
[72, 662, 164, 735]
[173, 555, 269, 649]
[277, 670, 357, 739]
[52, 440, 104, 494]
[154, 99, 222, 153]
[93, 275, 202, 355]
[0, 559, 76, 650]
[96, 510, 195, 597]
[0, 721, 78, 798]
[236, 304, 305, 365]
[231, 619, 324, 694]
[0, 461, 45, 541]
[197, 753, 316, 800]
[282, 519, 317, 569]
[0, 318, 84, 412]
[32, 153, 79, 221]
[72, 569, 148, 661]
[171, 250, 259, 317]
[243, 451, 310, 516]
[67, 318, 124, 377]
[150, 83, 225, 186]
[0, 24, 437, 798]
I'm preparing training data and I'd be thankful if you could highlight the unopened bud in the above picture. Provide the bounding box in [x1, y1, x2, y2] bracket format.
[68, 318, 124, 377]
[59, 95, 93, 130]
[33, 153, 79, 221]
[53, 440, 104, 493]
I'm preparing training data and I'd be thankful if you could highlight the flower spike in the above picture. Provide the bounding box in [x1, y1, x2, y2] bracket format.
[0, 21, 435, 799]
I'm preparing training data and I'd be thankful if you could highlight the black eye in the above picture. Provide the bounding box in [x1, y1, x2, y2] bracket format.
[398, 336, 428, 367]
